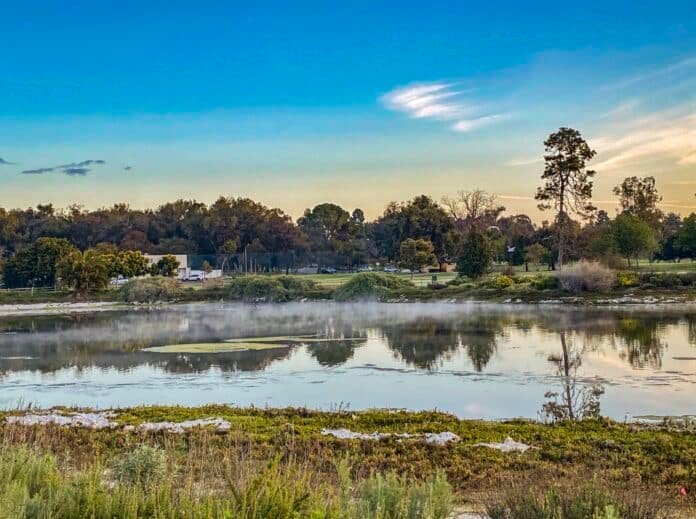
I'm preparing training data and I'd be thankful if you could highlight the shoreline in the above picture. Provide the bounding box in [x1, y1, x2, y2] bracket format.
[1, 292, 695, 316]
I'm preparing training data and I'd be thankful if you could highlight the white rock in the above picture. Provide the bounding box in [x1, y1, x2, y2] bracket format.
[473, 436, 531, 453]
[6, 412, 117, 429]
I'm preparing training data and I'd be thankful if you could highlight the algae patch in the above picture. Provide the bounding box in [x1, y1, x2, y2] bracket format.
[144, 342, 291, 353]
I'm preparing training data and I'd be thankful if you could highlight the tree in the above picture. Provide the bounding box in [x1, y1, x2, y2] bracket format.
[2, 237, 76, 288]
[524, 243, 548, 270]
[398, 239, 437, 275]
[456, 229, 492, 279]
[158, 255, 180, 277]
[441, 189, 504, 232]
[56, 250, 109, 294]
[676, 213, 696, 259]
[613, 176, 662, 229]
[119, 250, 150, 277]
[201, 260, 213, 275]
[611, 214, 657, 267]
[535, 127, 597, 269]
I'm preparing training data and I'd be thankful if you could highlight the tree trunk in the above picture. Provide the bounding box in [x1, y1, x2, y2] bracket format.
[560, 332, 574, 420]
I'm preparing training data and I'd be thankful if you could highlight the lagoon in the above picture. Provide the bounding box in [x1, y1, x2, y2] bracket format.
[1, 302, 695, 419]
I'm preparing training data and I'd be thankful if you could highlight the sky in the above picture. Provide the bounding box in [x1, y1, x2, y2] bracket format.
[1, 0, 696, 220]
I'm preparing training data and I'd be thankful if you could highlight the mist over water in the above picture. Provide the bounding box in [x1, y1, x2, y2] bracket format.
[1, 302, 695, 419]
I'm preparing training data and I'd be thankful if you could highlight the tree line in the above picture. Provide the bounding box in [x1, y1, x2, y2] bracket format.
[0, 127, 695, 290]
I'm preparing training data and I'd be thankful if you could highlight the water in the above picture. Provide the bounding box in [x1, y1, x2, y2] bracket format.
[0, 302, 695, 419]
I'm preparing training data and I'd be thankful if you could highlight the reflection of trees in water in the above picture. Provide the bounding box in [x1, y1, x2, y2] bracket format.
[1, 306, 694, 377]
[541, 331, 603, 422]
[382, 316, 505, 371]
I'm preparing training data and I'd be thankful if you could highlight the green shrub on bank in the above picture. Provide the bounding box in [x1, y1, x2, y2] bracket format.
[226, 275, 319, 302]
[111, 445, 166, 488]
[333, 272, 414, 301]
[638, 271, 696, 288]
[227, 276, 289, 302]
[530, 274, 560, 290]
[118, 277, 183, 303]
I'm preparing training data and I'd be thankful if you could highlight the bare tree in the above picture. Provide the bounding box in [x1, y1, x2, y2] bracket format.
[442, 189, 505, 231]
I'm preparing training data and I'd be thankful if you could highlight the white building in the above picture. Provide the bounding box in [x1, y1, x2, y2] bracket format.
[144, 254, 189, 279]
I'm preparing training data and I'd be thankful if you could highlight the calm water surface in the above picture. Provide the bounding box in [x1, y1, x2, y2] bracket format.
[1, 302, 695, 419]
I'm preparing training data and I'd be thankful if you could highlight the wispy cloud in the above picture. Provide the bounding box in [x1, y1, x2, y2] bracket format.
[0, 157, 16, 165]
[504, 156, 543, 167]
[592, 111, 696, 171]
[600, 56, 696, 92]
[20, 159, 106, 176]
[22, 167, 55, 175]
[381, 81, 509, 133]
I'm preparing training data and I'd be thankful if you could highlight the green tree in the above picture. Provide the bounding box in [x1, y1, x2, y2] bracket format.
[523, 243, 548, 270]
[456, 229, 492, 280]
[119, 250, 150, 277]
[611, 214, 657, 267]
[398, 238, 437, 275]
[201, 260, 213, 275]
[2, 237, 76, 288]
[156, 255, 180, 277]
[56, 250, 110, 294]
[535, 127, 597, 269]
[676, 213, 696, 259]
[613, 176, 662, 229]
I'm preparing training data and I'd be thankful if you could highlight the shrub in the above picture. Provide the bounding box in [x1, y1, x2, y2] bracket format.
[118, 277, 183, 303]
[111, 445, 166, 488]
[489, 274, 514, 289]
[530, 274, 560, 290]
[357, 471, 453, 519]
[557, 261, 615, 293]
[638, 272, 696, 289]
[275, 275, 318, 294]
[485, 482, 667, 519]
[227, 276, 289, 302]
[333, 272, 413, 301]
[616, 271, 639, 288]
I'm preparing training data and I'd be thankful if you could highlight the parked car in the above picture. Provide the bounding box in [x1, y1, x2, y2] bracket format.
[383, 266, 398, 273]
[320, 267, 337, 274]
[357, 265, 372, 272]
[184, 273, 204, 281]
[399, 268, 411, 274]
[109, 276, 129, 286]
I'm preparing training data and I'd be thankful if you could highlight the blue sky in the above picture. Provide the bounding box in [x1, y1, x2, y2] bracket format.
[1, 1, 695, 218]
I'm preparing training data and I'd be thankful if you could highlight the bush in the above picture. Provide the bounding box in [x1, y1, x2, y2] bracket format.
[333, 272, 413, 301]
[557, 261, 615, 293]
[616, 271, 639, 288]
[118, 277, 183, 303]
[357, 471, 453, 519]
[530, 274, 560, 290]
[111, 445, 166, 488]
[485, 482, 666, 519]
[275, 275, 318, 294]
[638, 272, 696, 289]
[227, 276, 289, 302]
[489, 274, 514, 289]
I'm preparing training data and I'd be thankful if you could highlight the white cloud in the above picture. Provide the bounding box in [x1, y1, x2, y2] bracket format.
[504, 156, 543, 167]
[381, 81, 508, 133]
[451, 113, 510, 133]
[592, 111, 696, 171]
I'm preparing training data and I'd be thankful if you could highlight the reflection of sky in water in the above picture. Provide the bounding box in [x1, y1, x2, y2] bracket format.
[0, 303, 695, 419]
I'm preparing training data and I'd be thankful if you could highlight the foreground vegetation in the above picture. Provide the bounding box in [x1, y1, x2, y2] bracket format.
[0, 406, 694, 517]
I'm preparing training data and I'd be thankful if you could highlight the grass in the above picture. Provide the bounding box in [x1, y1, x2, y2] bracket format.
[0, 406, 694, 517]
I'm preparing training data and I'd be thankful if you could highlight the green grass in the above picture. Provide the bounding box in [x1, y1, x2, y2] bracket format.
[1, 406, 694, 517]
